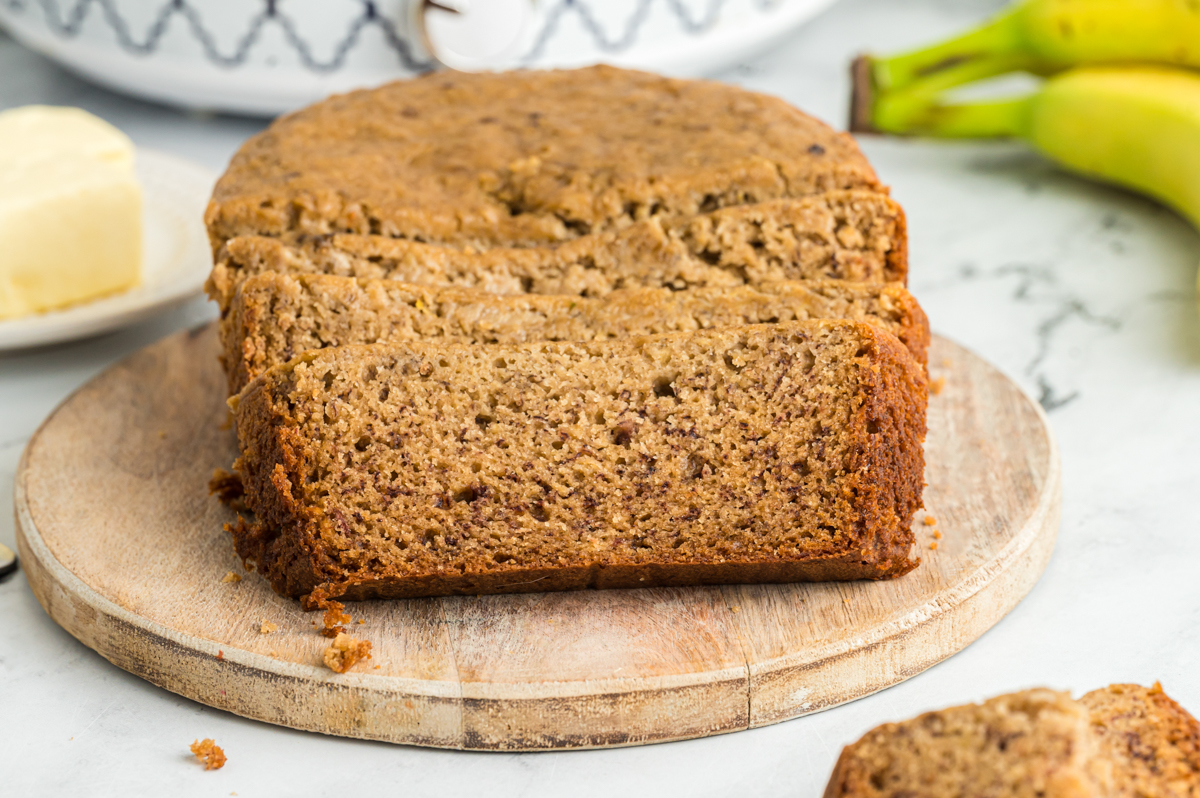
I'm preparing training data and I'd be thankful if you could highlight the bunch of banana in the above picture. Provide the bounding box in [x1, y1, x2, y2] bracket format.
[851, 0, 1200, 295]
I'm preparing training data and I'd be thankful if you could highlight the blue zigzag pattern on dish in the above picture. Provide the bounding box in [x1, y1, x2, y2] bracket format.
[3, 0, 787, 72]
[521, 0, 783, 63]
[4, 0, 433, 72]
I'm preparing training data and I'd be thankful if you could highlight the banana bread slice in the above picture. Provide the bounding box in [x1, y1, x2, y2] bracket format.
[824, 683, 1200, 798]
[206, 192, 908, 312]
[222, 274, 929, 394]
[205, 65, 885, 252]
[1082, 683, 1200, 796]
[231, 320, 926, 605]
[824, 689, 1114, 798]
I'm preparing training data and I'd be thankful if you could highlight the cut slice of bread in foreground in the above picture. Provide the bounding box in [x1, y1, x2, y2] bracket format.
[1082, 683, 1200, 797]
[824, 683, 1200, 798]
[231, 320, 927, 606]
[222, 273, 929, 395]
[206, 192, 907, 312]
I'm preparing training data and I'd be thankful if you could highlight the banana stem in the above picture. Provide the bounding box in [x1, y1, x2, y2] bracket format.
[870, 6, 1028, 93]
[873, 95, 1032, 139]
[852, 52, 1038, 133]
[903, 52, 1040, 98]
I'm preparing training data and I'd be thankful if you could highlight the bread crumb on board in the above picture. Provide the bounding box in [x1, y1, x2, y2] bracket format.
[320, 601, 352, 638]
[930, 541, 939, 551]
[260, 622, 278, 634]
[923, 515, 937, 526]
[220, 571, 241, 584]
[189, 738, 226, 770]
[209, 468, 246, 510]
[929, 376, 946, 395]
[323, 633, 372, 673]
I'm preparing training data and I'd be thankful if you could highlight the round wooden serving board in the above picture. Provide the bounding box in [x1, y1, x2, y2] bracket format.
[15, 324, 1060, 751]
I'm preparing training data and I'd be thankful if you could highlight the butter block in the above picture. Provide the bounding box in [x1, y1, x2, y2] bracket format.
[0, 106, 142, 320]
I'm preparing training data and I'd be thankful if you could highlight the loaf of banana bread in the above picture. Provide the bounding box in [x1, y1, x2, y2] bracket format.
[231, 320, 927, 606]
[207, 192, 907, 312]
[222, 273, 929, 394]
[205, 65, 887, 253]
[824, 683, 1200, 798]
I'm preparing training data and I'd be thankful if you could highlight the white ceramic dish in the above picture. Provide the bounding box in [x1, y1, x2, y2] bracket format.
[0, 0, 839, 116]
[0, 149, 215, 351]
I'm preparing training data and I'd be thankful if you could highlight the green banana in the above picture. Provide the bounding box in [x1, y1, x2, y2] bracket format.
[865, 0, 1200, 96]
[859, 65, 1200, 296]
[864, 66, 1200, 227]
[851, 3, 1200, 302]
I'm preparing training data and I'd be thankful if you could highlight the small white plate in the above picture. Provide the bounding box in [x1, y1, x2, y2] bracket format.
[0, 149, 216, 351]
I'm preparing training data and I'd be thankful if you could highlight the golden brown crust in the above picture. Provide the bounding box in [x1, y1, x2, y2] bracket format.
[205, 191, 909, 313]
[221, 273, 929, 395]
[231, 321, 926, 605]
[205, 66, 884, 252]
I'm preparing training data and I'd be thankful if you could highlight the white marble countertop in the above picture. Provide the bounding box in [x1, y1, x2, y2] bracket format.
[3, 1, 1199, 794]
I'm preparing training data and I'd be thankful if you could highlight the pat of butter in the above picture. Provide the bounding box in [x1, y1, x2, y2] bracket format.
[0, 106, 142, 320]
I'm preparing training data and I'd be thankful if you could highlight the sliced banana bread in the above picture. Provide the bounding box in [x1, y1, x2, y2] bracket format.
[1082, 683, 1200, 796]
[205, 65, 886, 252]
[231, 320, 927, 606]
[206, 192, 908, 312]
[223, 273, 929, 394]
[824, 684, 1200, 798]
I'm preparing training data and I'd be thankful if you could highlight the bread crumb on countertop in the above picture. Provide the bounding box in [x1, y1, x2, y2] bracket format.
[190, 738, 226, 770]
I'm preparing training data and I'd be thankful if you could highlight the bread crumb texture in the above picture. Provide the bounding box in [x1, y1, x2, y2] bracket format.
[208, 193, 909, 315]
[1082, 682, 1200, 797]
[323, 633, 372, 673]
[232, 319, 926, 604]
[189, 739, 226, 770]
[824, 683, 1200, 797]
[259, 621, 278, 634]
[219, 571, 241, 584]
[220, 274, 928, 395]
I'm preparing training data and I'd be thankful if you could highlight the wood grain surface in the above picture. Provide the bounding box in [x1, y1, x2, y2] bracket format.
[14, 323, 1060, 750]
